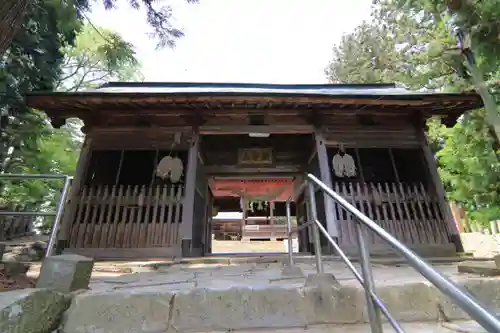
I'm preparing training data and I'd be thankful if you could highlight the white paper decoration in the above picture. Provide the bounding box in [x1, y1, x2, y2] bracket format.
[156, 156, 184, 183]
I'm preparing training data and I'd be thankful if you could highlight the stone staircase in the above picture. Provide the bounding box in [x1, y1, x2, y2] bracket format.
[1, 256, 498, 333]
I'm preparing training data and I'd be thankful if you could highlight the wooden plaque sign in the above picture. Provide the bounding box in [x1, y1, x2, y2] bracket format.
[238, 148, 273, 165]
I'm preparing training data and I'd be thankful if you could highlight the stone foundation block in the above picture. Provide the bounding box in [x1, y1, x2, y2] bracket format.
[0, 261, 30, 276]
[172, 286, 308, 330]
[0, 288, 69, 333]
[36, 254, 94, 293]
[375, 282, 437, 322]
[493, 255, 500, 269]
[281, 265, 305, 278]
[62, 289, 174, 333]
[458, 260, 500, 276]
[0, 243, 5, 260]
[304, 274, 364, 324]
[434, 278, 500, 321]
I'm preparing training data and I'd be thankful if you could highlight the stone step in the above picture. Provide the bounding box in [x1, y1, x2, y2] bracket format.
[58, 275, 500, 333]
[0, 288, 489, 333]
[202, 321, 486, 333]
[3, 255, 500, 333]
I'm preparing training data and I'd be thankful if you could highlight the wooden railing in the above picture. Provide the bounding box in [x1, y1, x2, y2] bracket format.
[332, 181, 450, 246]
[68, 184, 184, 249]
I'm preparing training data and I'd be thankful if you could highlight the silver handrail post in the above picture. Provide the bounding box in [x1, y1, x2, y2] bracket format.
[307, 182, 323, 274]
[354, 219, 383, 333]
[46, 176, 72, 258]
[285, 198, 294, 267]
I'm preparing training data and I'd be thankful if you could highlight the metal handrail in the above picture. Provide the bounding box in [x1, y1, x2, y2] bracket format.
[0, 173, 72, 257]
[285, 173, 500, 333]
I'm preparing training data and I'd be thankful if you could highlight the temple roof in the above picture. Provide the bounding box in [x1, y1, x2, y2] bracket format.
[25, 82, 483, 125]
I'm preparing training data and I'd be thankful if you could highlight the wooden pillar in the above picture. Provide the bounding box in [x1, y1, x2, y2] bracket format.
[180, 132, 200, 257]
[314, 129, 339, 241]
[416, 123, 464, 252]
[304, 192, 315, 254]
[204, 188, 214, 255]
[269, 201, 275, 240]
[56, 136, 92, 254]
[241, 198, 247, 240]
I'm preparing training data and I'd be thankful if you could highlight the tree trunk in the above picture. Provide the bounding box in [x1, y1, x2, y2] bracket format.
[0, 0, 31, 56]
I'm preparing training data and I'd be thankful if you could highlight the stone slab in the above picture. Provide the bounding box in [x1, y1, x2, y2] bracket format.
[435, 278, 500, 321]
[0, 288, 69, 333]
[195, 321, 492, 333]
[172, 286, 310, 331]
[493, 254, 500, 268]
[441, 321, 488, 333]
[60, 260, 500, 332]
[280, 265, 304, 278]
[62, 289, 174, 333]
[36, 254, 94, 293]
[458, 260, 500, 276]
[376, 282, 438, 322]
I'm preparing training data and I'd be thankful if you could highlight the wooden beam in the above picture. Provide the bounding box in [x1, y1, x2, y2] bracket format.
[205, 165, 301, 175]
[314, 129, 339, 240]
[88, 126, 193, 134]
[180, 132, 200, 257]
[200, 125, 314, 135]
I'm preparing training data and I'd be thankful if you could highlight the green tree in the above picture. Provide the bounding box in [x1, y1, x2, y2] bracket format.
[325, 1, 500, 225]
[1, 0, 82, 175]
[1, 0, 199, 57]
[55, 24, 143, 92]
[1, 17, 142, 231]
[326, 22, 413, 85]
[427, 111, 500, 225]
[379, 0, 500, 140]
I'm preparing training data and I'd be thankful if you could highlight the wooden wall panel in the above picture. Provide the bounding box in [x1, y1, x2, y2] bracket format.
[88, 129, 194, 150]
[322, 115, 419, 148]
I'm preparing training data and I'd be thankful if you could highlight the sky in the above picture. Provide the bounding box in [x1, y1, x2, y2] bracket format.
[89, 0, 373, 84]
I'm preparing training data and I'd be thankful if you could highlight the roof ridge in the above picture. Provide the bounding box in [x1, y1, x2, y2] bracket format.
[98, 81, 397, 90]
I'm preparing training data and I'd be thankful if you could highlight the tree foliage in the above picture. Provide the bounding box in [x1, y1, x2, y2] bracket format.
[1, 0, 198, 58]
[56, 24, 143, 92]
[325, 0, 500, 225]
[0, 0, 142, 232]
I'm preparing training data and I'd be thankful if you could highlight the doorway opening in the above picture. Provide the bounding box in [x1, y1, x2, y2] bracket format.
[209, 178, 299, 254]
[201, 133, 313, 255]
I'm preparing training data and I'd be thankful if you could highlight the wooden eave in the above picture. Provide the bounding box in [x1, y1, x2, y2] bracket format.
[25, 91, 483, 126]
